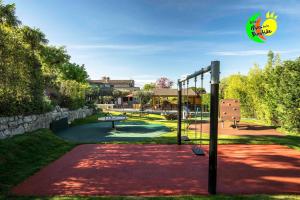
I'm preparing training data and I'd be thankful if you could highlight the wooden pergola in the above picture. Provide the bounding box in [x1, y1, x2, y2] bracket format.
[152, 88, 200, 110]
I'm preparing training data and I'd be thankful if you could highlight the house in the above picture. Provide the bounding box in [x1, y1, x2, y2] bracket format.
[152, 88, 201, 110]
[88, 76, 140, 107]
[88, 76, 140, 91]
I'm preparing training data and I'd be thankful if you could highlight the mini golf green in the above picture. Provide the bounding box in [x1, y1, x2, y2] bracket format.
[55, 121, 170, 142]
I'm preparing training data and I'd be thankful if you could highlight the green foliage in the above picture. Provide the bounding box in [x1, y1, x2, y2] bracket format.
[0, 0, 20, 26]
[202, 93, 210, 110]
[191, 87, 206, 94]
[221, 74, 252, 117]
[60, 63, 89, 83]
[133, 90, 153, 109]
[112, 89, 130, 101]
[21, 26, 48, 50]
[0, 1, 91, 116]
[163, 113, 178, 120]
[39, 45, 90, 109]
[143, 83, 156, 91]
[0, 23, 52, 116]
[221, 51, 300, 133]
[59, 80, 90, 110]
[272, 58, 300, 132]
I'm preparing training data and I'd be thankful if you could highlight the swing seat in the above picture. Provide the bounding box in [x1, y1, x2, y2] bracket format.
[192, 146, 205, 156]
[181, 136, 190, 141]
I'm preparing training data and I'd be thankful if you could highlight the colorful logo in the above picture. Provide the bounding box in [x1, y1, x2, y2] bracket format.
[246, 11, 278, 43]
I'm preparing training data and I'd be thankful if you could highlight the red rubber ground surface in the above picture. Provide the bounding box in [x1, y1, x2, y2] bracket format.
[12, 144, 300, 196]
[189, 121, 283, 136]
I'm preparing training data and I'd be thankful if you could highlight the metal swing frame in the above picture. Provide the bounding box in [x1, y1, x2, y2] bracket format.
[177, 60, 220, 195]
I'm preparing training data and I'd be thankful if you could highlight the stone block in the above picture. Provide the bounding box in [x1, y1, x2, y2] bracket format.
[32, 115, 37, 121]
[8, 121, 17, 127]
[0, 131, 5, 139]
[0, 124, 8, 131]
[11, 125, 25, 135]
[17, 118, 24, 125]
[24, 116, 32, 123]
[0, 117, 8, 123]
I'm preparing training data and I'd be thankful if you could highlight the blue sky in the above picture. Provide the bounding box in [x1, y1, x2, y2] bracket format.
[5, 0, 300, 87]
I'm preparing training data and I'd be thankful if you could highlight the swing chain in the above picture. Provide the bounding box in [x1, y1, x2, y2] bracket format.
[200, 71, 204, 147]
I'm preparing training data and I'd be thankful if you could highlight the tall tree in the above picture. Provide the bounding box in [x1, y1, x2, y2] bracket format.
[0, 0, 20, 26]
[21, 26, 48, 51]
[133, 90, 153, 110]
[221, 73, 252, 117]
[246, 64, 264, 119]
[21, 26, 49, 108]
[143, 83, 156, 91]
[60, 63, 89, 83]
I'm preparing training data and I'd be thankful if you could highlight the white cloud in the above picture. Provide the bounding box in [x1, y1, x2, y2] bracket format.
[62, 41, 212, 54]
[231, 1, 300, 17]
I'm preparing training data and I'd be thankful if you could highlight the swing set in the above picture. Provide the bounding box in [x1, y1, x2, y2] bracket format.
[177, 60, 220, 195]
[181, 73, 205, 156]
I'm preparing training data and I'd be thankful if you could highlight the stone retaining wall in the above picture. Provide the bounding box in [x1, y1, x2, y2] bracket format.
[0, 106, 94, 139]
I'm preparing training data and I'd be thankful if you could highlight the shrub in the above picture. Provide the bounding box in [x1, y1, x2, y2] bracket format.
[163, 113, 178, 120]
[58, 80, 90, 110]
[0, 24, 50, 116]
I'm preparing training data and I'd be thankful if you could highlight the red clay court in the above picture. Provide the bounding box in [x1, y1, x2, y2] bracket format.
[12, 144, 300, 196]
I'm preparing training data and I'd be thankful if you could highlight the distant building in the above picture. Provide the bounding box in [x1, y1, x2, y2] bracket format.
[88, 76, 140, 107]
[88, 76, 140, 92]
[152, 88, 200, 110]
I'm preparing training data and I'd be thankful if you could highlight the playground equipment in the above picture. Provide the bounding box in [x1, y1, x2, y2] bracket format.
[220, 99, 241, 128]
[98, 113, 127, 129]
[177, 60, 220, 195]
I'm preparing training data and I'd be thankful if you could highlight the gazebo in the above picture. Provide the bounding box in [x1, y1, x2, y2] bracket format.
[152, 88, 200, 110]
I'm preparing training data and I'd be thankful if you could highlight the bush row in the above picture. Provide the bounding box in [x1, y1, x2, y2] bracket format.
[221, 51, 300, 133]
[0, 1, 91, 117]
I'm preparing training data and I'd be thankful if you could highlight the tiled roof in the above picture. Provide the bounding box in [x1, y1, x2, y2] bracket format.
[88, 80, 133, 84]
[153, 88, 197, 96]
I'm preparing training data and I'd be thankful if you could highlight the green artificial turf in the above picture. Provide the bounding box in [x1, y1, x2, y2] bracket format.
[56, 121, 170, 143]
[67, 112, 300, 150]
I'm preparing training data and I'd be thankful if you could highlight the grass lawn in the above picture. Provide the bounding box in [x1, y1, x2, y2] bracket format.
[0, 129, 76, 199]
[1, 112, 299, 200]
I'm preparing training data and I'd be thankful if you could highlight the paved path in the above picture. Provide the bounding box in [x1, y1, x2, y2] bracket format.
[12, 144, 300, 196]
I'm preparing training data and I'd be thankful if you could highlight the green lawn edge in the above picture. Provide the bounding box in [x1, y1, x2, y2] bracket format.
[0, 129, 76, 198]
